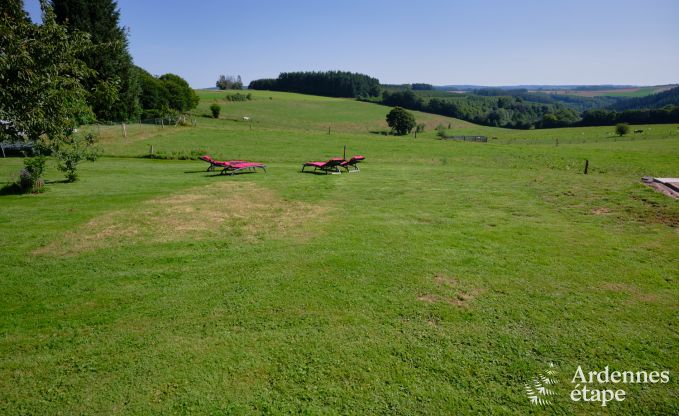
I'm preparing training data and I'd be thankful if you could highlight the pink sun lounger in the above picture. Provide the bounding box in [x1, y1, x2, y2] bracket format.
[301, 157, 345, 174]
[199, 155, 245, 171]
[199, 155, 266, 175]
[219, 161, 267, 176]
[340, 155, 365, 172]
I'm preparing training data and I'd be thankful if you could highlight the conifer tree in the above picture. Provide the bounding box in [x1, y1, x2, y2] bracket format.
[51, 0, 140, 121]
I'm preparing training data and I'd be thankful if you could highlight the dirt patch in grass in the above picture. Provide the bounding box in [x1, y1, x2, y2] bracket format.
[599, 282, 661, 303]
[418, 274, 483, 307]
[34, 182, 327, 256]
[592, 207, 612, 215]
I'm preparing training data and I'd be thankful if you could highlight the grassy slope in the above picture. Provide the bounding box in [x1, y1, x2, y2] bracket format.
[0, 90, 677, 414]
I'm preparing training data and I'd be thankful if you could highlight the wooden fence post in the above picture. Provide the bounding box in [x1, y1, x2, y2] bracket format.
[584, 159, 589, 175]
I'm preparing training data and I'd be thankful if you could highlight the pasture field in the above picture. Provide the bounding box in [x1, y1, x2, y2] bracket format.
[1, 90, 678, 414]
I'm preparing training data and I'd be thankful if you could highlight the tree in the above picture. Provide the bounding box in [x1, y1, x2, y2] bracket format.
[386, 107, 416, 135]
[52, 0, 140, 121]
[134, 67, 198, 117]
[615, 123, 630, 136]
[0, 0, 98, 182]
[159, 73, 199, 112]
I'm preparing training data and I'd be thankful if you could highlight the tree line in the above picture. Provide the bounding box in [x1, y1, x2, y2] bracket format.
[366, 88, 679, 129]
[249, 71, 381, 98]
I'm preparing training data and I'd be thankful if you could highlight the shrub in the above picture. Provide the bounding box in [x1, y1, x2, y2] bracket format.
[210, 104, 221, 118]
[416, 123, 426, 133]
[436, 124, 447, 138]
[225, 93, 250, 102]
[16, 156, 47, 193]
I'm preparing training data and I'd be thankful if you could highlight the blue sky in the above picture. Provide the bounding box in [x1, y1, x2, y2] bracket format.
[25, 0, 679, 88]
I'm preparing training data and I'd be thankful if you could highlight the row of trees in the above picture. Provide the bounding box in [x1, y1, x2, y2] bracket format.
[249, 71, 381, 98]
[216, 75, 243, 90]
[580, 106, 679, 126]
[376, 90, 564, 129]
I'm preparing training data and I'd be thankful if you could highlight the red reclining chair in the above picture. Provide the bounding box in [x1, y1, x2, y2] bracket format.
[199, 155, 246, 171]
[340, 155, 365, 173]
[219, 161, 267, 176]
[199, 155, 266, 175]
[301, 157, 345, 174]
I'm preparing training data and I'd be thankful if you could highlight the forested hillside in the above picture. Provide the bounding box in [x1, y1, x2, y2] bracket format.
[612, 86, 679, 110]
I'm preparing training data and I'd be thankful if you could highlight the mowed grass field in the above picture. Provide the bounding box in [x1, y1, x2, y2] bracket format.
[1, 90, 678, 414]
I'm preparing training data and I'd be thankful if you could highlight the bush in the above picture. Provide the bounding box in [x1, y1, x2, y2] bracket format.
[16, 156, 46, 193]
[416, 123, 426, 133]
[210, 104, 221, 118]
[615, 123, 630, 136]
[225, 93, 251, 102]
[436, 124, 447, 138]
[386, 107, 416, 135]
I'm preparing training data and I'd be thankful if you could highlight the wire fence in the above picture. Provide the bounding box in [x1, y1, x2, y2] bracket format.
[494, 131, 678, 146]
[78, 115, 198, 141]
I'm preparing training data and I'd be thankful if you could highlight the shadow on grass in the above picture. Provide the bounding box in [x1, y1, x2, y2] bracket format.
[299, 170, 341, 175]
[0, 183, 23, 196]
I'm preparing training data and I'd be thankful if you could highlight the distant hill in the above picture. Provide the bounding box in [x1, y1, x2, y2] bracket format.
[611, 86, 679, 110]
[434, 84, 639, 92]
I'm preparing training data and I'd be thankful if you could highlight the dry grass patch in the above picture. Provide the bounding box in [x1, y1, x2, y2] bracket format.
[599, 282, 662, 304]
[591, 207, 612, 215]
[417, 274, 483, 307]
[35, 182, 327, 256]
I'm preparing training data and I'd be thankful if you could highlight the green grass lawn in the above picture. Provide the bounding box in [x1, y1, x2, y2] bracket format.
[1, 91, 677, 414]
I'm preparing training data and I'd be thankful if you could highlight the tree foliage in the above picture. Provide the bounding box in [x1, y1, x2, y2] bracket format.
[249, 71, 381, 98]
[52, 0, 140, 121]
[0, 1, 94, 144]
[134, 67, 199, 118]
[386, 107, 416, 135]
[0, 0, 98, 182]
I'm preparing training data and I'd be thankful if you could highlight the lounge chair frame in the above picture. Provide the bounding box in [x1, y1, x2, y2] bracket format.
[341, 156, 364, 173]
[301, 158, 344, 175]
[219, 163, 267, 176]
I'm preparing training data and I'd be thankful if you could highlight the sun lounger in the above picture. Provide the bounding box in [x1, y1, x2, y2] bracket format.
[199, 155, 247, 172]
[301, 157, 345, 174]
[219, 161, 267, 176]
[199, 155, 266, 175]
[340, 155, 365, 173]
